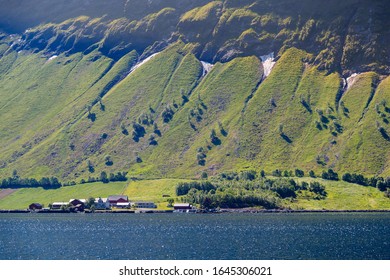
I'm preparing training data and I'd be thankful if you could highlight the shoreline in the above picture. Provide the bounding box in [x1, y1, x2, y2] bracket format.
[1, 209, 390, 214]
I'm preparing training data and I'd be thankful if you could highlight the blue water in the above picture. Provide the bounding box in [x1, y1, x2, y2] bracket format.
[0, 213, 389, 260]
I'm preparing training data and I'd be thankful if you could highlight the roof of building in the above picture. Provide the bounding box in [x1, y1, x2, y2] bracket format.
[29, 203, 42, 206]
[52, 202, 68, 206]
[173, 203, 191, 207]
[116, 202, 131, 206]
[95, 197, 108, 203]
[73, 204, 84, 208]
[108, 195, 128, 201]
[69, 199, 87, 204]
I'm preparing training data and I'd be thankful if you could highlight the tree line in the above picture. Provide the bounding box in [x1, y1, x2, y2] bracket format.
[0, 171, 62, 189]
[268, 168, 390, 194]
[80, 171, 128, 184]
[0, 170, 128, 189]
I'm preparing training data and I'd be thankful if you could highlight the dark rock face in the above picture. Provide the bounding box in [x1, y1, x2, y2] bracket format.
[1, 0, 390, 75]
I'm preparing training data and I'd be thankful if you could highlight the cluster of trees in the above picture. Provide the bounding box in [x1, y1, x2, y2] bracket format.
[138, 112, 154, 126]
[184, 188, 279, 209]
[132, 122, 146, 142]
[176, 181, 215, 196]
[176, 176, 327, 209]
[271, 169, 306, 178]
[195, 128, 224, 166]
[272, 168, 337, 182]
[196, 147, 207, 166]
[162, 105, 175, 123]
[342, 173, 390, 191]
[321, 169, 339, 181]
[80, 171, 128, 184]
[213, 168, 390, 196]
[376, 178, 390, 192]
[121, 110, 163, 145]
[342, 173, 371, 186]
[0, 169, 129, 189]
[0, 171, 62, 189]
[217, 170, 259, 181]
[210, 129, 221, 145]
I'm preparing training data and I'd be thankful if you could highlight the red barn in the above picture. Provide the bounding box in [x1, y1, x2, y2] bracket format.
[108, 195, 129, 207]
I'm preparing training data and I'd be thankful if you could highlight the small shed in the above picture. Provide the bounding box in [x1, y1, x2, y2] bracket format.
[29, 203, 43, 210]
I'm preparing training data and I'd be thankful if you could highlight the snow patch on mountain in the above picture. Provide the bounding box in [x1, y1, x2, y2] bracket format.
[201, 61, 214, 77]
[128, 52, 161, 76]
[260, 53, 276, 79]
[345, 73, 359, 90]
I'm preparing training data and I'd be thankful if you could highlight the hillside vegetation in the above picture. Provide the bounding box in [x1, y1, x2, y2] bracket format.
[0, 0, 390, 190]
[1, 178, 389, 210]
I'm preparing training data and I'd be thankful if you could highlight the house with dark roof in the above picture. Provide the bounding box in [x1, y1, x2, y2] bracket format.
[69, 199, 86, 206]
[28, 203, 43, 211]
[68, 199, 86, 211]
[107, 195, 128, 207]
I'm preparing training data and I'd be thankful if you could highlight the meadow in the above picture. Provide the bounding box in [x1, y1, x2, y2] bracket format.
[0, 181, 127, 209]
[290, 178, 390, 210]
[0, 177, 389, 210]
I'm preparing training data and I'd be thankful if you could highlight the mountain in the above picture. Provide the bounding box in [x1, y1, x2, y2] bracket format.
[0, 0, 390, 181]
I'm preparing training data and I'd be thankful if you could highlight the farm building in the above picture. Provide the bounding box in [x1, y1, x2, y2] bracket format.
[108, 195, 128, 206]
[69, 199, 86, 206]
[51, 202, 68, 210]
[116, 202, 131, 209]
[173, 203, 192, 210]
[132, 201, 157, 208]
[95, 197, 110, 209]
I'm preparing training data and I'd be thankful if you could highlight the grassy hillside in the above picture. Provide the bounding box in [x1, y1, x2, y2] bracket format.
[290, 178, 390, 210]
[0, 48, 139, 178]
[1, 41, 390, 181]
[131, 54, 263, 178]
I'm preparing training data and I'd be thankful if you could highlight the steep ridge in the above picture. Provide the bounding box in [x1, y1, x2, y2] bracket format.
[132, 55, 264, 178]
[1, 0, 389, 74]
[0, 0, 390, 180]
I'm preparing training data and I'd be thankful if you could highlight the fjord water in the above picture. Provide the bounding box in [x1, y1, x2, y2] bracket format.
[0, 213, 389, 260]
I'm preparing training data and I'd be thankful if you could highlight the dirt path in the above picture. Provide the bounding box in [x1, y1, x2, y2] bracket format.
[0, 189, 17, 200]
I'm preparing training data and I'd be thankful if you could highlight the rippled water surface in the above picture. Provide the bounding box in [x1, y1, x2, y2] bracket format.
[0, 213, 389, 260]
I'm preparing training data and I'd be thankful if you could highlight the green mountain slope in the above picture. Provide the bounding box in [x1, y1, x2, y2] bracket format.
[0, 0, 390, 182]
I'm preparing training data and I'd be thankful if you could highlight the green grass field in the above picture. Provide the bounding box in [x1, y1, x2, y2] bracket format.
[288, 178, 390, 210]
[0, 178, 389, 210]
[123, 178, 193, 209]
[0, 182, 127, 209]
[0, 179, 191, 210]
